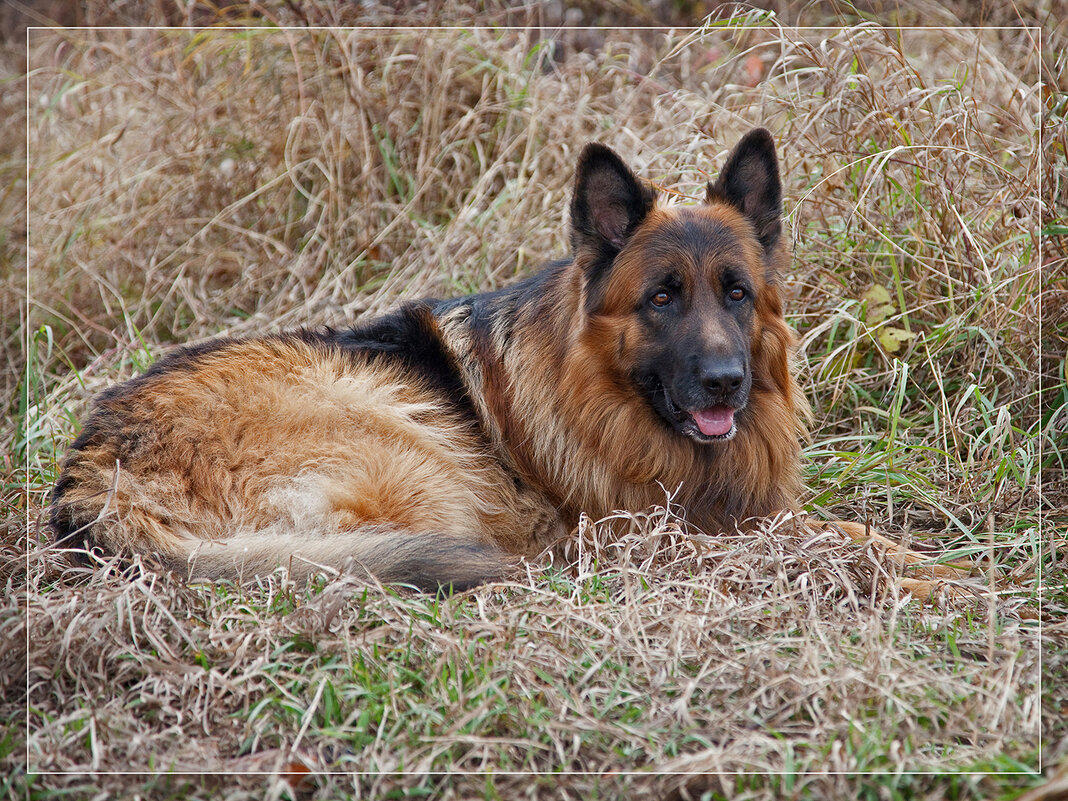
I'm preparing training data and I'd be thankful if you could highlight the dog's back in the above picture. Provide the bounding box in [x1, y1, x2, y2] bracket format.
[50, 307, 563, 589]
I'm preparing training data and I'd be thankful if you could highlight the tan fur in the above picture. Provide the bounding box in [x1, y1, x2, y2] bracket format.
[56, 337, 564, 584]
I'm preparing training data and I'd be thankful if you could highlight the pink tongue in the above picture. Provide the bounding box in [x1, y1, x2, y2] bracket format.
[693, 405, 735, 437]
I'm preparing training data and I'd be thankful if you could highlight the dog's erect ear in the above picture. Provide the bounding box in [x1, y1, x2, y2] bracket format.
[706, 128, 782, 255]
[570, 144, 657, 260]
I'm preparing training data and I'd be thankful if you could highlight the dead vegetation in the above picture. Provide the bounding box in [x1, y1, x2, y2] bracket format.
[3, 2, 1066, 799]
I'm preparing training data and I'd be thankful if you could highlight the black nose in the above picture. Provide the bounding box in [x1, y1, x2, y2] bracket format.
[698, 357, 745, 395]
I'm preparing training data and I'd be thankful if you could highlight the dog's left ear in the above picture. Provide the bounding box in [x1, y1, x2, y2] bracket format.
[570, 143, 657, 261]
[706, 128, 782, 255]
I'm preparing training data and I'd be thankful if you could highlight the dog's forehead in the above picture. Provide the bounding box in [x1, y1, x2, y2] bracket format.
[634, 205, 760, 276]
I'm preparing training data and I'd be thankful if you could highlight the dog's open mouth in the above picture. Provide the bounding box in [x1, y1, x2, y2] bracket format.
[662, 386, 738, 442]
[691, 405, 736, 437]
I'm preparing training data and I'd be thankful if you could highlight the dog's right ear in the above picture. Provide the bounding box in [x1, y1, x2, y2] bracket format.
[569, 144, 657, 262]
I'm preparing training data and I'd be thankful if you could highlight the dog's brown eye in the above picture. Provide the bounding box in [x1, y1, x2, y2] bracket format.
[729, 286, 747, 302]
[650, 290, 672, 307]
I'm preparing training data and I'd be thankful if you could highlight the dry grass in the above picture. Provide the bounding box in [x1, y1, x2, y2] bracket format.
[4, 509, 1049, 799]
[4, 2, 1067, 799]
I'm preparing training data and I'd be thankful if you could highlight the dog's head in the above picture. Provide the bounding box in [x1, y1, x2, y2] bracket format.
[569, 128, 793, 444]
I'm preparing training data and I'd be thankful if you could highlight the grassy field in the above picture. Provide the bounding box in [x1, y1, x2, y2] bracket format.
[4, 3, 1067, 799]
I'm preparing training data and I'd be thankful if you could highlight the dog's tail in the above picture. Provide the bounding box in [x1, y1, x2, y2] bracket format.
[51, 483, 510, 591]
[163, 530, 511, 593]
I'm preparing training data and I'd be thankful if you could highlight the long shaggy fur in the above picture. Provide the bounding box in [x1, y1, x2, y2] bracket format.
[51, 128, 808, 590]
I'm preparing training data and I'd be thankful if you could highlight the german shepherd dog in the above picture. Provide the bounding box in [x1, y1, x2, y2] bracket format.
[49, 129, 820, 591]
